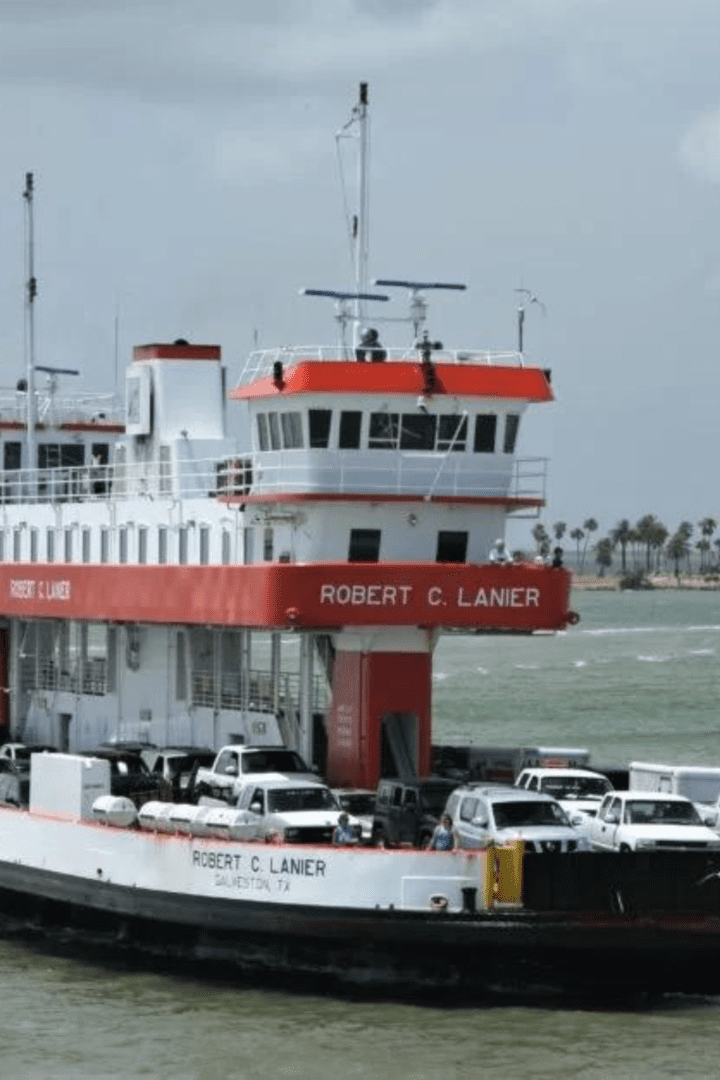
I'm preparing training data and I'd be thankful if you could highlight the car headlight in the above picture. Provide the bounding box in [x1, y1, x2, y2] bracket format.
[634, 839, 655, 850]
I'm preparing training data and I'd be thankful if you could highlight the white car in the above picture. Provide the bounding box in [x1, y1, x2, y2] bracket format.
[515, 768, 613, 824]
[588, 792, 720, 853]
[234, 778, 361, 844]
[443, 784, 589, 853]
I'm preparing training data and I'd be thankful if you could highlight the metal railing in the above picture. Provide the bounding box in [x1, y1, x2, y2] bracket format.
[190, 667, 329, 713]
[0, 389, 124, 427]
[237, 345, 526, 385]
[0, 451, 547, 507]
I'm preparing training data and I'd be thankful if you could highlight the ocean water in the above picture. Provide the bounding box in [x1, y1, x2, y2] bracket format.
[2, 588, 720, 1080]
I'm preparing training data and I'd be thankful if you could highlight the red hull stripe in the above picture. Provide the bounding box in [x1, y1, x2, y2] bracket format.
[133, 344, 221, 362]
[222, 493, 543, 509]
[229, 362, 553, 402]
[0, 563, 572, 630]
[0, 422, 124, 433]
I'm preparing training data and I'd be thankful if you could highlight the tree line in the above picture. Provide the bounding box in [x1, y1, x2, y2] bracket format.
[525, 516, 720, 578]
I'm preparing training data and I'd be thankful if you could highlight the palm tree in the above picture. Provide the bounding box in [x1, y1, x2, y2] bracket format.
[666, 531, 689, 580]
[532, 523, 550, 558]
[649, 521, 668, 571]
[635, 514, 666, 572]
[580, 518, 598, 573]
[610, 519, 631, 574]
[697, 539, 711, 572]
[699, 518, 717, 572]
[594, 536, 613, 577]
[569, 528, 584, 570]
[553, 521, 567, 542]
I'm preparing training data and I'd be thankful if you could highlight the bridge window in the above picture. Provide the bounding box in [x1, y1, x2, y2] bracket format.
[82, 528, 91, 563]
[339, 411, 362, 449]
[30, 529, 38, 563]
[13, 528, 21, 561]
[504, 414, 520, 454]
[400, 414, 436, 450]
[178, 527, 188, 565]
[158, 526, 168, 565]
[349, 529, 381, 562]
[369, 413, 399, 449]
[438, 414, 467, 452]
[256, 414, 269, 451]
[199, 526, 210, 565]
[263, 527, 274, 561]
[436, 531, 468, 563]
[309, 409, 332, 448]
[46, 529, 55, 563]
[267, 412, 281, 450]
[64, 528, 73, 563]
[119, 527, 128, 564]
[4, 442, 21, 470]
[281, 412, 304, 449]
[138, 527, 148, 565]
[221, 529, 231, 565]
[474, 414, 497, 453]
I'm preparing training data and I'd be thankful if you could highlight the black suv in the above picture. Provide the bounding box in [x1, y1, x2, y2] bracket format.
[82, 748, 161, 806]
[372, 777, 458, 848]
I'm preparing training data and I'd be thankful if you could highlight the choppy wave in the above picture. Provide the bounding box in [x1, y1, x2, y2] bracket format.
[637, 655, 672, 663]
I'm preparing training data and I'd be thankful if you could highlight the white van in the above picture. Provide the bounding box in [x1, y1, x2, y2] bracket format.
[629, 762, 720, 819]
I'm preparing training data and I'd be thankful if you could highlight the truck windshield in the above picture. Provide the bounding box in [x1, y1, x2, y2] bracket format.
[419, 785, 455, 815]
[540, 776, 611, 799]
[625, 800, 702, 826]
[493, 801, 570, 829]
[242, 751, 308, 774]
[268, 788, 338, 813]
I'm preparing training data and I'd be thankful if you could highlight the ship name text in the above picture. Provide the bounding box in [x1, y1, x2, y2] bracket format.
[319, 583, 540, 609]
[9, 578, 71, 602]
[192, 848, 326, 876]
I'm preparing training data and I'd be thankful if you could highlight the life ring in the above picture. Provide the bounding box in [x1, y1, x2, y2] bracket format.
[567, 611, 580, 626]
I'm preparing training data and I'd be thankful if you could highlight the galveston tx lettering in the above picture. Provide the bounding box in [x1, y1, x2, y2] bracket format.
[319, 583, 540, 609]
[9, 578, 71, 601]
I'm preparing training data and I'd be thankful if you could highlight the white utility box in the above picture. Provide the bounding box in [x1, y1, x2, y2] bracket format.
[30, 753, 111, 820]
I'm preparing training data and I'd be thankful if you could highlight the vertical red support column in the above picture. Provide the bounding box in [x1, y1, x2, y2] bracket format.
[326, 649, 432, 788]
[0, 628, 9, 744]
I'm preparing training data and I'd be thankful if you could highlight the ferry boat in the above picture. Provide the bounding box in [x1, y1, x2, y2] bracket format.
[0, 87, 572, 784]
[0, 87, 717, 1000]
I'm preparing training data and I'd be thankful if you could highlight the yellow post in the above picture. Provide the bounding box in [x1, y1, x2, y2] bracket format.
[480, 846, 495, 909]
[493, 840, 524, 905]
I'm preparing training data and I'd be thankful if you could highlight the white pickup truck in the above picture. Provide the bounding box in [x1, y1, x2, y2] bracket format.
[587, 792, 720, 853]
[233, 778, 359, 844]
[193, 745, 317, 804]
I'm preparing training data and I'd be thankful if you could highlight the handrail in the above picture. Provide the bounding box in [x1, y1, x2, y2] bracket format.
[236, 346, 526, 386]
[0, 452, 547, 507]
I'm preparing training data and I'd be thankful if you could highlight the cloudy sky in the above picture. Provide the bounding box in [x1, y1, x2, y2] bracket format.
[1, 0, 719, 545]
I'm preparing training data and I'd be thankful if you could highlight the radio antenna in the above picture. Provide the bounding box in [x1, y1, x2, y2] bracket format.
[23, 172, 37, 484]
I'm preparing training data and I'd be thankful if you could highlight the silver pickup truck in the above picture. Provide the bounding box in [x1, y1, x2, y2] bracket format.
[193, 745, 317, 804]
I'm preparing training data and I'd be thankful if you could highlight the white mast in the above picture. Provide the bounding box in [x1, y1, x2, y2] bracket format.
[23, 172, 37, 483]
[353, 82, 369, 347]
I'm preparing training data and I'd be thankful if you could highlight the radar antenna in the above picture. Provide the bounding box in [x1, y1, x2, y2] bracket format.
[373, 279, 466, 339]
[299, 288, 389, 350]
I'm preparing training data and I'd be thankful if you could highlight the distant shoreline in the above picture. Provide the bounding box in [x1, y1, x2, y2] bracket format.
[571, 574, 720, 591]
